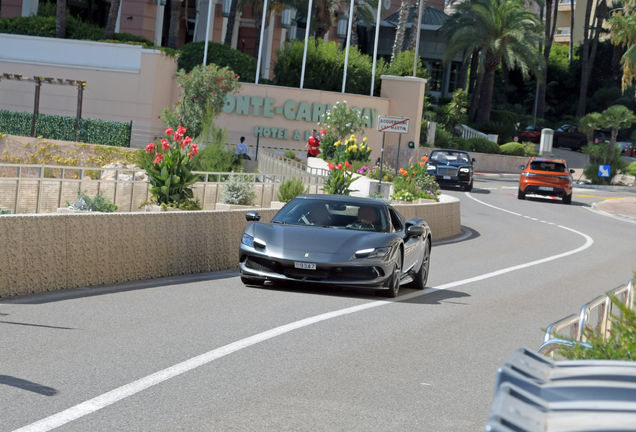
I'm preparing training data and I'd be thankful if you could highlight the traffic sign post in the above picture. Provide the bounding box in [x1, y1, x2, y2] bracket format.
[598, 165, 610, 184]
[377, 116, 409, 194]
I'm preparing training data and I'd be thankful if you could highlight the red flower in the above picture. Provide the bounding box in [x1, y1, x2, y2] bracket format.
[145, 143, 155, 153]
[328, 163, 335, 170]
[336, 163, 342, 170]
[345, 161, 351, 169]
[165, 127, 173, 136]
[153, 153, 163, 165]
[161, 139, 170, 150]
[183, 136, 193, 146]
[191, 142, 198, 155]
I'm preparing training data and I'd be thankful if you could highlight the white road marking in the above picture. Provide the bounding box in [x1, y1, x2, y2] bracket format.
[13, 195, 594, 432]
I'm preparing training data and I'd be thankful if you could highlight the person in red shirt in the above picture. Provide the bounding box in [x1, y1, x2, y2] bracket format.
[305, 129, 320, 158]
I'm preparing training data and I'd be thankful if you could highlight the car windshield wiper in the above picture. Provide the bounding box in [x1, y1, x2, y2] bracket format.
[272, 220, 287, 224]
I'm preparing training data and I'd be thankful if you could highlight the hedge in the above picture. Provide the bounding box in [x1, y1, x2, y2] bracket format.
[0, 110, 131, 147]
[499, 142, 526, 156]
[463, 137, 500, 154]
[178, 41, 257, 82]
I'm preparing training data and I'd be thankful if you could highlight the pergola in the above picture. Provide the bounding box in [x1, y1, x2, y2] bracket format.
[0, 73, 87, 141]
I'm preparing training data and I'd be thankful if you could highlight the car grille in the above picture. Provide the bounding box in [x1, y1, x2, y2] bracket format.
[245, 256, 284, 274]
[437, 167, 458, 175]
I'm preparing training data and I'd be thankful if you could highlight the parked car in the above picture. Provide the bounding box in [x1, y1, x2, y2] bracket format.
[520, 125, 541, 143]
[425, 149, 475, 191]
[518, 157, 575, 204]
[239, 195, 431, 297]
[552, 125, 588, 151]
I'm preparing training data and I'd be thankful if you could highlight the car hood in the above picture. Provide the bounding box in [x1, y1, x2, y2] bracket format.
[246, 223, 394, 256]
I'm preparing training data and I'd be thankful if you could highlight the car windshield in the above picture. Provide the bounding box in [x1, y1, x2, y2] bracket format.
[530, 161, 567, 173]
[272, 198, 388, 232]
[429, 150, 470, 163]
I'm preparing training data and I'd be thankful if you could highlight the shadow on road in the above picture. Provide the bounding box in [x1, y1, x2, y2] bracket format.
[0, 320, 75, 330]
[0, 375, 58, 396]
[401, 288, 471, 305]
[2, 270, 240, 305]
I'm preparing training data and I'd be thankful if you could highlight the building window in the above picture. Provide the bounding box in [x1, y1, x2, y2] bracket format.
[429, 62, 443, 92]
[448, 63, 459, 93]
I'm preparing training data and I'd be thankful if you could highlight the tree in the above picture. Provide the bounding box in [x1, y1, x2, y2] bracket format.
[608, 5, 636, 91]
[443, 0, 544, 123]
[104, 0, 122, 40]
[391, 0, 411, 61]
[168, 0, 182, 49]
[224, 0, 241, 46]
[56, 0, 66, 38]
[578, 111, 603, 143]
[600, 104, 636, 148]
[536, 0, 558, 119]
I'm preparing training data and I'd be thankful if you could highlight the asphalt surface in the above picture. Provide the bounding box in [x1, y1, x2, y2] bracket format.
[2, 172, 636, 431]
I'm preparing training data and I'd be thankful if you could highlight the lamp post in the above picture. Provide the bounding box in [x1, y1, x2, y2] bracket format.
[341, 0, 354, 94]
[300, 0, 314, 88]
[370, 0, 382, 96]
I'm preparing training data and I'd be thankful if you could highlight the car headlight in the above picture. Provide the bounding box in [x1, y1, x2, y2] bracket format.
[241, 234, 255, 248]
[355, 246, 391, 259]
[426, 165, 436, 172]
[459, 167, 470, 173]
[521, 172, 536, 177]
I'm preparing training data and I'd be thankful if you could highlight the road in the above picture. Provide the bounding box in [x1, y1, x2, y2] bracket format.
[1, 178, 635, 432]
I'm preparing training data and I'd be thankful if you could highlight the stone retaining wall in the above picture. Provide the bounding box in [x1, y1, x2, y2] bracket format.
[0, 197, 460, 298]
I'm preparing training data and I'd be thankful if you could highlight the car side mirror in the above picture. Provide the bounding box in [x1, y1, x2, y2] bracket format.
[570, 169, 575, 174]
[472, 158, 476, 163]
[407, 225, 425, 237]
[519, 165, 525, 170]
[245, 211, 261, 222]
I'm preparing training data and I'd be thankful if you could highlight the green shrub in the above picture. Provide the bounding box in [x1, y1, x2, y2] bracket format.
[277, 178, 307, 202]
[222, 173, 257, 205]
[284, 150, 297, 160]
[499, 142, 527, 156]
[434, 128, 463, 149]
[490, 109, 520, 126]
[627, 161, 636, 176]
[0, 110, 131, 147]
[177, 41, 257, 82]
[557, 293, 636, 361]
[582, 143, 629, 184]
[0, 15, 175, 54]
[463, 137, 500, 154]
[67, 189, 117, 212]
[474, 121, 516, 144]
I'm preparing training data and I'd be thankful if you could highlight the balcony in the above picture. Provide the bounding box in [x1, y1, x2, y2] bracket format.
[555, 27, 571, 43]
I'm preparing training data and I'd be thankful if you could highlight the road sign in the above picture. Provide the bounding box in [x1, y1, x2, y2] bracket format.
[377, 116, 410, 134]
[598, 165, 610, 178]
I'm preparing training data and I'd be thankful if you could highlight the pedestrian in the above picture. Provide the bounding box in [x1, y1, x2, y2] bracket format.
[236, 136, 251, 160]
[305, 129, 320, 158]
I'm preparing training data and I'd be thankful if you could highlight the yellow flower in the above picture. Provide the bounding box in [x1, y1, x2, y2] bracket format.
[350, 134, 355, 140]
[334, 141, 341, 147]
[363, 137, 368, 143]
[348, 145, 357, 152]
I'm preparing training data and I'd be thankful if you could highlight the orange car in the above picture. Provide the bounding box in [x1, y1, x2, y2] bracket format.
[518, 157, 575, 204]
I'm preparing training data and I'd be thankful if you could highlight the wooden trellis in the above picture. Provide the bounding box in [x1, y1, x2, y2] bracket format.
[0, 73, 87, 141]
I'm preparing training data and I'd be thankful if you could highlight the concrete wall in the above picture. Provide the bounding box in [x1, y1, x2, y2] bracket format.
[385, 145, 529, 174]
[0, 198, 460, 297]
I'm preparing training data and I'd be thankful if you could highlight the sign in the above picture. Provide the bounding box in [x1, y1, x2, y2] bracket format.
[598, 165, 610, 178]
[377, 116, 410, 134]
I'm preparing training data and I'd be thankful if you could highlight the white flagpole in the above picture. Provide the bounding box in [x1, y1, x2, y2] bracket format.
[370, 0, 382, 96]
[341, 0, 354, 93]
[202, 0, 214, 66]
[300, 0, 313, 88]
[413, 0, 424, 76]
[255, 0, 269, 84]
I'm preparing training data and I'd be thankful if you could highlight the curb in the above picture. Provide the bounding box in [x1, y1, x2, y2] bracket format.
[588, 203, 636, 224]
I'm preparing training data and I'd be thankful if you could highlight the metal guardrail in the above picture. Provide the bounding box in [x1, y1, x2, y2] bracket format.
[538, 279, 634, 357]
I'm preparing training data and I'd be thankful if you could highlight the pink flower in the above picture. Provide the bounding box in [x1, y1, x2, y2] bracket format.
[183, 136, 193, 146]
[328, 163, 335, 170]
[153, 153, 163, 166]
[345, 161, 351, 169]
[336, 164, 342, 170]
[161, 139, 170, 150]
[165, 127, 173, 136]
[191, 142, 198, 155]
[145, 143, 155, 153]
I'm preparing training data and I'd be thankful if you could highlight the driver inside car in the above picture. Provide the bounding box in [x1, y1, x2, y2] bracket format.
[308, 203, 332, 226]
[356, 206, 380, 229]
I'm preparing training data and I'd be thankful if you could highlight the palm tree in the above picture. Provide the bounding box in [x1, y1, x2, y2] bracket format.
[608, 5, 636, 91]
[104, 0, 122, 40]
[225, 0, 241, 46]
[168, 0, 182, 49]
[443, 0, 544, 123]
[56, 0, 67, 38]
[391, 0, 411, 61]
[600, 105, 636, 148]
[578, 112, 603, 143]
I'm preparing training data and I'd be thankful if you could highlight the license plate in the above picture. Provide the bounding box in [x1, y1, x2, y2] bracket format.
[294, 262, 316, 270]
[443, 175, 451, 180]
[538, 186, 553, 191]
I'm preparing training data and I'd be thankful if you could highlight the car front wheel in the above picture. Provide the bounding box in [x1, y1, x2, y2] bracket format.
[408, 238, 430, 290]
[464, 180, 473, 192]
[379, 252, 402, 298]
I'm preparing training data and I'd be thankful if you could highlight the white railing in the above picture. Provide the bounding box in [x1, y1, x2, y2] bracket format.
[460, 124, 498, 143]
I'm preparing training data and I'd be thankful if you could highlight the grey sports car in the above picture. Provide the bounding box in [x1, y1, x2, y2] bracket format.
[239, 195, 431, 297]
